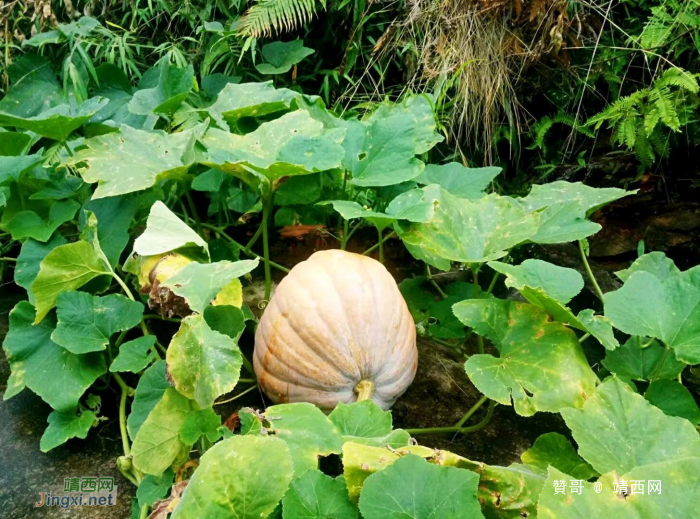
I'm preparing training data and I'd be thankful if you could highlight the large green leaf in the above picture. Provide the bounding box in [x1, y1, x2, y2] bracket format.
[601, 336, 685, 381]
[538, 461, 700, 518]
[604, 253, 700, 364]
[3, 199, 80, 242]
[489, 260, 618, 350]
[51, 292, 144, 354]
[488, 259, 584, 304]
[454, 299, 598, 416]
[520, 432, 598, 480]
[198, 110, 345, 193]
[517, 182, 634, 245]
[40, 408, 97, 452]
[207, 81, 303, 130]
[14, 234, 67, 304]
[345, 96, 443, 187]
[160, 259, 258, 313]
[246, 403, 343, 476]
[131, 388, 196, 476]
[172, 435, 294, 518]
[80, 194, 140, 266]
[2, 302, 106, 411]
[132, 201, 209, 258]
[645, 379, 700, 425]
[30, 240, 112, 323]
[328, 401, 411, 448]
[282, 470, 358, 519]
[0, 153, 43, 185]
[394, 186, 540, 270]
[414, 163, 500, 199]
[358, 454, 482, 519]
[67, 123, 206, 199]
[560, 377, 700, 475]
[127, 360, 170, 440]
[256, 40, 315, 75]
[166, 314, 242, 408]
[129, 59, 194, 116]
[615, 251, 679, 282]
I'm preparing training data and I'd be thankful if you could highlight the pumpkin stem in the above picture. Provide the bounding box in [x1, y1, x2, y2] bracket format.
[354, 380, 374, 402]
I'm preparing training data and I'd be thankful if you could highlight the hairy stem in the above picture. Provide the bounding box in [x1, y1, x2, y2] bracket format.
[244, 222, 264, 255]
[578, 240, 604, 301]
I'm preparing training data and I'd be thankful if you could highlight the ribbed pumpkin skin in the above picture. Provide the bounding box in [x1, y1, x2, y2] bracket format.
[254, 249, 417, 410]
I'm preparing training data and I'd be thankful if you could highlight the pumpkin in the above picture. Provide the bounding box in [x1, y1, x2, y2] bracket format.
[254, 249, 417, 410]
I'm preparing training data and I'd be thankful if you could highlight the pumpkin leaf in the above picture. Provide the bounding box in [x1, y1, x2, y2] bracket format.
[179, 408, 222, 444]
[615, 251, 679, 282]
[601, 336, 685, 381]
[110, 336, 157, 373]
[345, 96, 443, 187]
[2, 301, 107, 411]
[198, 110, 345, 194]
[160, 259, 258, 313]
[358, 454, 482, 519]
[14, 234, 67, 304]
[171, 435, 294, 518]
[489, 260, 618, 350]
[132, 201, 209, 259]
[603, 253, 700, 364]
[394, 186, 540, 270]
[560, 377, 700, 475]
[328, 401, 411, 448]
[0, 153, 43, 185]
[67, 123, 206, 199]
[253, 403, 343, 476]
[137, 470, 175, 509]
[475, 463, 546, 518]
[520, 432, 598, 480]
[454, 299, 598, 416]
[40, 408, 97, 452]
[132, 388, 197, 476]
[51, 291, 144, 354]
[206, 81, 305, 130]
[29, 240, 112, 323]
[127, 360, 170, 440]
[202, 305, 247, 341]
[256, 40, 315, 75]
[166, 314, 243, 408]
[79, 194, 140, 267]
[414, 163, 500, 199]
[3, 199, 80, 242]
[282, 469, 358, 519]
[538, 461, 700, 518]
[644, 379, 700, 425]
[488, 259, 584, 304]
[129, 59, 194, 116]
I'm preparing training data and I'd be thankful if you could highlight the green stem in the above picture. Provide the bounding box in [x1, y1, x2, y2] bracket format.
[214, 384, 258, 405]
[406, 400, 496, 435]
[362, 231, 396, 256]
[477, 335, 484, 354]
[241, 354, 255, 379]
[455, 395, 489, 428]
[262, 198, 272, 301]
[0, 257, 16, 262]
[579, 332, 591, 343]
[341, 219, 349, 250]
[143, 315, 182, 323]
[112, 272, 162, 360]
[117, 382, 131, 457]
[200, 223, 290, 273]
[377, 228, 384, 264]
[649, 345, 671, 382]
[139, 505, 149, 519]
[426, 265, 448, 299]
[184, 191, 202, 234]
[578, 240, 604, 301]
[486, 272, 500, 295]
[244, 223, 264, 254]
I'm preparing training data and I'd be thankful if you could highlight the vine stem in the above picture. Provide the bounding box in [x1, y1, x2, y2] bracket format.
[0, 257, 16, 262]
[377, 228, 384, 264]
[486, 272, 500, 295]
[213, 384, 258, 406]
[111, 272, 162, 360]
[578, 240, 604, 301]
[341, 219, 349, 250]
[579, 332, 591, 343]
[200, 222, 290, 273]
[184, 191, 202, 234]
[455, 395, 489, 428]
[244, 223, 263, 254]
[406, 400, 496, 435]
[426, 265, 447, 299]
[362, 231, 396, 256]
[261, 197, 272, 301]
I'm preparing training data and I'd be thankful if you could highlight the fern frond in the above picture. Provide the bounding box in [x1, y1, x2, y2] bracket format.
[656, 67, 699, 94]
[650, 87, 680, 131]
[236, 0, 321, 38]
[640, 7, 674, 49]
[634, 127, 655, 168]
